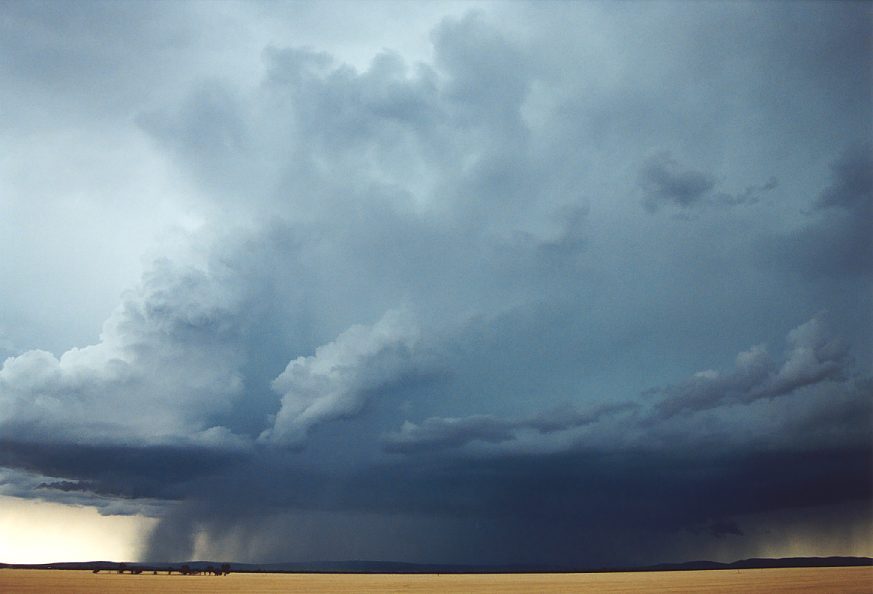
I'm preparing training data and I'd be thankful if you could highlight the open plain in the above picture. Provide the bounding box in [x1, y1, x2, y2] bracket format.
[0, 567, 871, 593]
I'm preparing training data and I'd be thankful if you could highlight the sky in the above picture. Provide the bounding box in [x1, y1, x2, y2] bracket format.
[0, 0, 871, 567]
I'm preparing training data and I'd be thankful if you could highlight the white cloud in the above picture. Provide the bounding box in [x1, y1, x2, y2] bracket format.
[260, 309, 420, 446]
[0, 257, 250, 446]
[654, 315, 849, 418]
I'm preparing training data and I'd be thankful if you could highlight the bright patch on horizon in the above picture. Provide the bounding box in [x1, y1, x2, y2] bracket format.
[0, 496, 156, 564]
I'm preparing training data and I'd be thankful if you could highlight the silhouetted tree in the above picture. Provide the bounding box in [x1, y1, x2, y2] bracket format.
[221, 563, 231, 576]
[181, 564, 191, 576]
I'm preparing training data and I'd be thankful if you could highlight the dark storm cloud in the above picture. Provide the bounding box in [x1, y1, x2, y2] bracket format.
[36, 480, 95, 493]
[776, 377, 873, 451]
[639, 154, 778, 212]
[142, 443, 872, 566]
[2, 0, 872, 568]
[712, 177, 778, 207]
[639, 152, 716, 210]
[0, 440, 244, 502]
[696, 520, 743, 539]
[773, 144, 873, 280]
[815, 144, 873, 212]
[0, 438, 252, 520]
[383, 403, 635, 453]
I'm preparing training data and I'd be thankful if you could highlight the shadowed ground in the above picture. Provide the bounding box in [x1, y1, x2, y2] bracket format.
[0, 567, 871, 593]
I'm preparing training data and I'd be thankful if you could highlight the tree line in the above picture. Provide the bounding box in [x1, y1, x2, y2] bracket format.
[92, 562, 231, 575]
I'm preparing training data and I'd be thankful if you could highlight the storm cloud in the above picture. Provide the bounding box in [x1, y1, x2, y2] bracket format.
[384, 403, 636, 453]
[1, 0, 871, 568]
[653, 316, 850, 419]
[0, 257, 253, 446]
[639, 152, 716, 210]
[262, 309, 421, 446]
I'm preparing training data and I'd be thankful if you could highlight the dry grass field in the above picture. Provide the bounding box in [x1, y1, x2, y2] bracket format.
[0, 567, 870, 593]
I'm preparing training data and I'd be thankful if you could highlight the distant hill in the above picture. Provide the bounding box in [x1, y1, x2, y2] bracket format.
[1, 556, 871, 574]
[645, 557, 873, 572]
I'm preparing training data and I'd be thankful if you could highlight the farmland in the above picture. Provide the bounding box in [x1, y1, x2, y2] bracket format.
[1, 567, 871, 593]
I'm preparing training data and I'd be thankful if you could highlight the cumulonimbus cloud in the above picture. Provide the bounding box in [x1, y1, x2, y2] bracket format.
[1, 1, 870, 568]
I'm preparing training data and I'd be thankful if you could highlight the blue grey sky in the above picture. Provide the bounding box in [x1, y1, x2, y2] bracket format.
[0, 0, 870, 566]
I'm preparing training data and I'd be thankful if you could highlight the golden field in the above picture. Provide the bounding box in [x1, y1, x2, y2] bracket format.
[0, 567, 871, 593]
